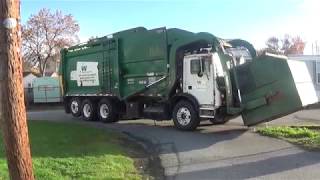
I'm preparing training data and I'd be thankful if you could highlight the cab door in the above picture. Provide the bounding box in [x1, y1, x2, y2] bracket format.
[183, 55, 214, 105]
[237, 55, 318, 126]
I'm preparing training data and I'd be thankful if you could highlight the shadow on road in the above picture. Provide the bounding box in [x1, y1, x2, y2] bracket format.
[169, 150, 320, 179]
[110, 122, 248, 155]
[28, 110, 249, 154]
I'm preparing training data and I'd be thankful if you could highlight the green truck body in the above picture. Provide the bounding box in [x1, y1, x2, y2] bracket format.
[61, 27, 218, 98]
[60, 27, 318, 130]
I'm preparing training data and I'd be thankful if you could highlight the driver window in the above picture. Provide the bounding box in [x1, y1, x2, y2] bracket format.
[190, 59, 200, 74]
[201, 57, 211, 74]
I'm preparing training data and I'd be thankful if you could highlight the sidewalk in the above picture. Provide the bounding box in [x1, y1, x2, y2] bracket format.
[260, 108, 320, 127]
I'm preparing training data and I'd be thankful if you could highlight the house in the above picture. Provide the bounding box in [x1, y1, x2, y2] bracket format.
[50, 72, 58, 78]
[23, 72, 40, 104]
[288, 55, 320, 99]
[23, 72, 39, 89]
[44, 71, 58, 77]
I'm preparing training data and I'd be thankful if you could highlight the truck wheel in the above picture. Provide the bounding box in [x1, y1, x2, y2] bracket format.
[69, 97, 81, 117]
[97, 98, 119, 123]
[172, 100, 200, 131]
[81, 99, 97, 121]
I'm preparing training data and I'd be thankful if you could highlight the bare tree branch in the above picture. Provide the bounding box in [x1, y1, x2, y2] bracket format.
[22, 8, 80, 76]
[263, 35, 306, 55]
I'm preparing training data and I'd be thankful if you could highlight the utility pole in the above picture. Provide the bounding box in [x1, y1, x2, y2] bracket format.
[0, 0, 34, 180]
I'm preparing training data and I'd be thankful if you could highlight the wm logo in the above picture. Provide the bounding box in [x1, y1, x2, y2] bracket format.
[81, 66, 87, 72]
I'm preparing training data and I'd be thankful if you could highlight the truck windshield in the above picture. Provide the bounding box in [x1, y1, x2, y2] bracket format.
[225, 47, 252, 63]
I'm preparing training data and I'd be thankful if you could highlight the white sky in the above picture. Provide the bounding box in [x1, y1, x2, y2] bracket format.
[248, 0, 320, 54]
[22, 0, 320, 55]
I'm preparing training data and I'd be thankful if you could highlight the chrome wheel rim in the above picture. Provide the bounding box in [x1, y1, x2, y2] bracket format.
[100, 104, 109, 119]
[83, 104, 91, 117]
[71, 101, 79, 114]
[177, 107, 191, 126]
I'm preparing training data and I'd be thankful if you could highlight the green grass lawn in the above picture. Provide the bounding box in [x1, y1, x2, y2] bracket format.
[257, 126, 320, 150]
[0, 121, 142, 180]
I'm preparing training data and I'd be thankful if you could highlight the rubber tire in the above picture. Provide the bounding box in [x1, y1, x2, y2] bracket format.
[172, 100, 200, 131]
[69, 97, 81, 117]
[97, 98, 119, 123]
[81, 99, 97, 121]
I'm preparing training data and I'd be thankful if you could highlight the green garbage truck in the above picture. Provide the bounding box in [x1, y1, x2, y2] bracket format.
[60, 27, 318, 130]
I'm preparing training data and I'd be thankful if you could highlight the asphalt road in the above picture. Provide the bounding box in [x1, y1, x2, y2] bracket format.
[28, 109, 320, 180]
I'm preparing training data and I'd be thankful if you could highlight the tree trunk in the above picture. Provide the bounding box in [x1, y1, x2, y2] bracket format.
[38, 56, 44, 77]
[0, 1, 34, 180]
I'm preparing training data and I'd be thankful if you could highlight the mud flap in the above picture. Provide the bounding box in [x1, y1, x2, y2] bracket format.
[237, 54, 318, 126]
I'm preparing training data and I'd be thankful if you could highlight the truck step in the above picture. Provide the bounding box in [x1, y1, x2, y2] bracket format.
[200, 115, 215, 119]
[199, 107, 215, 111]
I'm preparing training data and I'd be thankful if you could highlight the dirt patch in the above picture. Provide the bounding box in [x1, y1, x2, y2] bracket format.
[118, 132, 165, 180]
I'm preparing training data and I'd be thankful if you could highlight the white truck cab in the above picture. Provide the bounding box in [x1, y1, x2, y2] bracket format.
[182, 53, 223, 121]
[182, 47, 252, 121]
